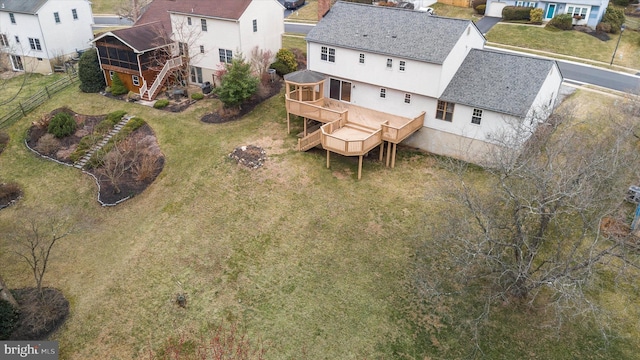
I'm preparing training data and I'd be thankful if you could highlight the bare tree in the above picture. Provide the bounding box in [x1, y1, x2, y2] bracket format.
[99, 138, 142, 194]
[116, 0, 150, 22]
[413, 107, 640, 335]
[9, 208, 76, 297]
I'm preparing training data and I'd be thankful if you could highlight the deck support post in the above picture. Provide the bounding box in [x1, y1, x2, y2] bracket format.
[391, 143, 397, 168]
[287, 112, 290, 134]
[303, 117, 307, 136]
[358, 155, 363, 180]
[326, 150, 330, 168]
[386, 142, 392, 167]
[379, 142, 384, 162]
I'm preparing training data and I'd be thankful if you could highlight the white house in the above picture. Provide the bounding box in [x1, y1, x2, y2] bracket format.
[284, 1, 562, 172]
[0, 0, 94, 73]
[485, 0, 610, 28]
[136, 0, 284, 87]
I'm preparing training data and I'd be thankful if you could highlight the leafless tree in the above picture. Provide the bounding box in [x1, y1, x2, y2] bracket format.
[99, 138, 142, 194]
[116, 0, 150, 22]
[9, 207, 77, 297]
[413, 106, 640, 338]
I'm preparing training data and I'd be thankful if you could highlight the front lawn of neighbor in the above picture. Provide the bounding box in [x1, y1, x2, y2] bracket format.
[1, 76, 640, 359]
[486, 24, 640, 69]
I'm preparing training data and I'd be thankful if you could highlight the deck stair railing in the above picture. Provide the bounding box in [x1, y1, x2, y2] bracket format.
[139, 57, 183, 100]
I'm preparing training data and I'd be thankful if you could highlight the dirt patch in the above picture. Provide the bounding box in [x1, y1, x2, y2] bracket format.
[229, 145, 267, 169]
[574, 26, 610, 41]
[26, 108, 164, 205]
[201, 80, 282, 124]
[8, 287, 70, 340]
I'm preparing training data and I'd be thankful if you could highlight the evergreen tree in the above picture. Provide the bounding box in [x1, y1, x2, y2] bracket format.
[214, 56, 259, 109]
[78, 48, 106, 93]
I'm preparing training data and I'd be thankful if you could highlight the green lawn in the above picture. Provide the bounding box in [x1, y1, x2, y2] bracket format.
[0, 78, 639, 359]
[486, 24, 640, 69]
[0, 73, 70, 122]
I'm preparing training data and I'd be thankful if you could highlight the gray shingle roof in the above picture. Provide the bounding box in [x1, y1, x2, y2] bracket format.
[439, 49, 560, 117]
[0, 0, 48, 14]
[284, 69, 326, 84]
[306, 1, 478, 64]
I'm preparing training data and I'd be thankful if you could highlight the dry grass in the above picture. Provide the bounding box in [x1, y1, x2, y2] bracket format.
[285, 0, 319, 22]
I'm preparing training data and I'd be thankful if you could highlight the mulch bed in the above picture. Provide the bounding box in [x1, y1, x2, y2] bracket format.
[574, 26, 610, 41]
[26, 107, 164, 206]
[8, 287, 70, 340]
[201, 80, 282, 124]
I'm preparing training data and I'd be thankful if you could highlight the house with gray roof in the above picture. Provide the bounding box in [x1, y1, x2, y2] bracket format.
[285, 1, 562, 166]
[0, 0, 94, 74]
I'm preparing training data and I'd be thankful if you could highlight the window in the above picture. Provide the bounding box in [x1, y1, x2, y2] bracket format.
[109, 70, 114, 80]
[200, 45, 205, 54]
[37, 57, 42, 61]
[320, 46, 335, 62]
[187, 17, 192, 25]
[386, 58, 393, 69]
[29, 38, 42, 51]
[404, 93, 411, 104]
[380, 88, 386, 98]
[471, 109, 482, 125]
[329, 78, 351, 102]
[178, 42, 188, 57]
[0, 34, 7, 47]
[515, 1, 536, 6]
[54, 12, 60, 23]
[436, 100, 455, 122]
[132, 75, 140, 86]
[9, 13, 16, 24]
[253, 19, 257, 32]
[190, 66, 203, 83]
[14, 36, 19, 44]
[10, 55, 23, 70]
[567, 6, 588, 19]
[219, 48, 233, 63]
[359, 53, 365, 64]
[72, 9, 78, 20]
[399, 60, 406, 72]
[201, 19, 207, 31]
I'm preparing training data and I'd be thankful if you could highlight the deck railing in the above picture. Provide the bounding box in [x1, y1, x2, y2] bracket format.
[298, 128, 322, 151]
[286, 99, 347, 123]
[381, 111, 426, 143]
[321, 119, 382, 156]
[139, 56, 183, 99]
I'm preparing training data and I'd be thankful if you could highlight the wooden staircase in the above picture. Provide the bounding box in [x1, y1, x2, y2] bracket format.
[139, 57, 183, 100]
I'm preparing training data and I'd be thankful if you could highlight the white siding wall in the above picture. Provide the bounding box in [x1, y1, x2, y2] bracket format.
[237, 0, 283, 58]
[438, 23, 485, 95]
[38, 0, 93, 58]
[525, 64, 563, 122]
[308, 43, 444, 98]
[0, 12, 47, 62]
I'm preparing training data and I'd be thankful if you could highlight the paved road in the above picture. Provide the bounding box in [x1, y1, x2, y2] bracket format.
[93, 15, 133, 28]
[285, 22, 315, 35]
[475, 16, 501, 34]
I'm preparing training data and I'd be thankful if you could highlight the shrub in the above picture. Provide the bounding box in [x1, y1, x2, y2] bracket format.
[546, 13, 573, 30]
[530, 8, 543, 24]
[154, 99, 169, 109]
[476, 4, 486, 15]
[275, 48, 297, 73]
[291, 48, 307, 71]
[78, 48, 106, 93]
[110, 73, 128, 96]
[35, 133, 61, 155]
[191, 92, 204, 100]
[0, 182, 22, 205]
[47, 112, 76, 138]
[106, 110, 127, 124]
[0, 299, 19, 340]
[602, 6, 625, 34]
[596, 21, 612, 33]
[214, 57, 259, 108]
[269, 61, 292, 76]
[502, 6, 532, 21]
[471, 0, 486, 9]
[612, 0, 630, 6]
[124, 117, 146, 132]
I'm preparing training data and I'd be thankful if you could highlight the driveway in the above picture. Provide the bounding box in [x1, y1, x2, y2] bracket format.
[476, 16, 501, 34]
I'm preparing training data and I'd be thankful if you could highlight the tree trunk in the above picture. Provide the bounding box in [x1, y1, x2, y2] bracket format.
[0, 274, 19, 308]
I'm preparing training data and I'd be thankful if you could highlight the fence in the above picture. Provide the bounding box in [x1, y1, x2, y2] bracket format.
[0, 72, 79, 130]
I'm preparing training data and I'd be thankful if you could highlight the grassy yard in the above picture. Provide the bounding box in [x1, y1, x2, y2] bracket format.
[285, 0, 320, 22]
[0, 73, 70, 122]
[486, 24, 640, 69]
[90, 0, 121, 14]
[0, 78, 640, 358]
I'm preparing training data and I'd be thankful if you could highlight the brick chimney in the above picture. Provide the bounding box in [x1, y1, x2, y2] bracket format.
[318, 0, 332, 20]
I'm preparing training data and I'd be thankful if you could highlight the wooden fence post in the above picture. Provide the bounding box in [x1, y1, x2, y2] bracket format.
[19, 103, 25, 116]
[45, 86, 50, 99]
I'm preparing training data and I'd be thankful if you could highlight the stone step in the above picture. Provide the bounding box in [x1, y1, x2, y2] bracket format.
[73, 114, 133, 168]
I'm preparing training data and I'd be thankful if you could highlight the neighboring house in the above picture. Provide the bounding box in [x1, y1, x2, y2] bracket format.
[136, 0, 284, 87]
[92, 22, 182, 100]
[0, 0, 94, 73]
[284, 1, 562, 174]
[485, 0, 609, 28]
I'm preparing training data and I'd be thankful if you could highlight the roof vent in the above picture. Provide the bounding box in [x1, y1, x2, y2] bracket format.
[392, 35, 397, 39]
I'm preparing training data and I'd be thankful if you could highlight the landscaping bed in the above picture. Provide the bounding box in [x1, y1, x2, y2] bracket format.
[201, 80, 282, 124]
[26, 107, 164, 205]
